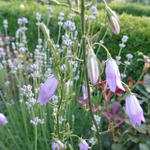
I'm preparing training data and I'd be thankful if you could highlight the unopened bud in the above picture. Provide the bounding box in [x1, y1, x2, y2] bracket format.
[87, 48, 99, 84]
[106, 6, 120, 35]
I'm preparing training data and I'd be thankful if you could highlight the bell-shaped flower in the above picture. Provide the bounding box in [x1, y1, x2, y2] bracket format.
[52, 140, 64, 150]
[0, 113, 8, 125]
[106, 6, 120, 35]
[87, 49, 99, 84]
[78, 139, 90, 150]
[125, 94, 145, 128]
[105, 59, 125, 92]
[109, 15, 120, 35]
[77, 85, 88, 105]
[38, 76, 58, 105]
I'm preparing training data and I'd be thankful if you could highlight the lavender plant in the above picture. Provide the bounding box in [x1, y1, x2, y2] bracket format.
[0, 0, 149, 150]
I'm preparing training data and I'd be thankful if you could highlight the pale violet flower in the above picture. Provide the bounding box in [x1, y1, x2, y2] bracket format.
[0, 113, 8, 125]
[126, 53, 133, 59]
[90, 6, 98, 15]
[78, 139, 90, 150]
[105, 59, 125, 92]
[52, 140, 64, 150]
[126, 94, 145, 128]
[38, 76, 58, 105]
[122, 35, 128, 43]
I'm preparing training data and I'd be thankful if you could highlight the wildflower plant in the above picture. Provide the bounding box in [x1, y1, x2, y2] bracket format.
[0, 0, 149, 150]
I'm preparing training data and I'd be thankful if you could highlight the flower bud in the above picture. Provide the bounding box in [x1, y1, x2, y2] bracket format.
[106, 6, 120, 35]
[87, 49, 99, 84]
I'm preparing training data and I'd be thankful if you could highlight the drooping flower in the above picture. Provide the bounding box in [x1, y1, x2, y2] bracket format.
[0, 113, 8, 125]
[78, 139, 90, 150]
[87, 49, 99, 84]
[77, 85, 88, 105]
[125, 94, 145, 128]
[109, 15, 120, 35]
[106, 7, 120, 35]
[38, 76, 58, 105]
[52, 140, 64, 150]
[105, 59, 125, 92]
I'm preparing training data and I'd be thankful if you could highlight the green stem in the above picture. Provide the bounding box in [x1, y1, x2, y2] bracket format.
[131, 71, 145, 90]
[94, 42, 111, 58]
[57, 25, 61, 44]
[81, 1, 102, 149]
[56, 77, 63, 139]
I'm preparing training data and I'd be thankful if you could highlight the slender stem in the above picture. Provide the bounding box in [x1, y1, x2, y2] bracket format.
[81, 1, 102, 149]
[131, 71, 145, 90]
[56, 77, 63, 139]
[94, 42, 111, 58]
[57, 25, 61, 44]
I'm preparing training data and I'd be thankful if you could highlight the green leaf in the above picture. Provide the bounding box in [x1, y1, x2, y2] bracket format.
[136, 124, 147, 134]
[111, 144, 126, 150]
[139, 143, 150, 150]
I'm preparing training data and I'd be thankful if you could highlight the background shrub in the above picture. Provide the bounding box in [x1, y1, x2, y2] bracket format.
[0, 1, 150, 59]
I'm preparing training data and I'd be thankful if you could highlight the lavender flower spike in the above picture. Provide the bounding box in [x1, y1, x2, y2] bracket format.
[0, 113, 8, 125]
[78, 139, 90, 150]
[106, 59, 125, 92]
[38, 76, 58, 105]
[125, 94, 145, 128]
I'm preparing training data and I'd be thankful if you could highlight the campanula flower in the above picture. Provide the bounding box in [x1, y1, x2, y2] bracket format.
[106, 7, 120, 35]
[0, 113, 8, 125]
[78, 139, 90, 150]
[52, 140, 64, 150]
[105, 59, 125, 92]
[125, 94, 145, 128]
[87, 49, 99, 84]
[77, 85, 88, 105]
[38, 76, 58, 105]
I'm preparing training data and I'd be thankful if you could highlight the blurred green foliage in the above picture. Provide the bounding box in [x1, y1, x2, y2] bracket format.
[0, 1, 150, 60]
[97, 3, 150, 17]
[126, 0, 150, 5]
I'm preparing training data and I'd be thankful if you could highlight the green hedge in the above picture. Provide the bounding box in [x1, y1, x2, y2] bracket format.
[97, 3, 150, 17]
[0, 1, 150, 58]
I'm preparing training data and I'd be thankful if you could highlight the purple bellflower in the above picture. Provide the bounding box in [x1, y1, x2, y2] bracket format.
[125, 94, 145, 128]
[105, 59, 125, 92]
[87, 50, 99, 84]
[52, 140, 64, 150]
[38, 76, 58, 105]
[0, 113, 8, 125]
[78, 139, 90, 150]
[78, 85, 88, 105]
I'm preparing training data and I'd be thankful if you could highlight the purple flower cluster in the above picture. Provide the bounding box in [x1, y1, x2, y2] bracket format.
[64, 20, 76, 31]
